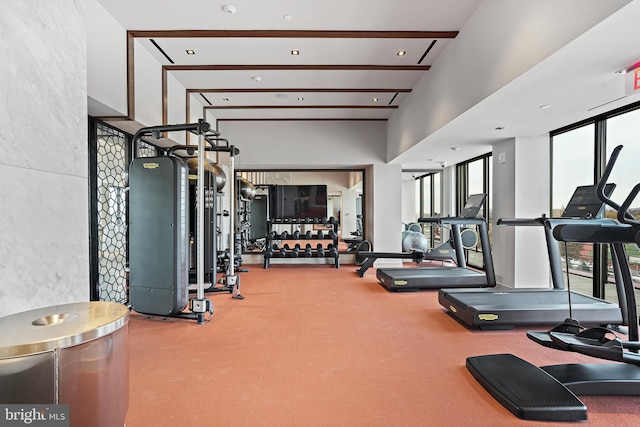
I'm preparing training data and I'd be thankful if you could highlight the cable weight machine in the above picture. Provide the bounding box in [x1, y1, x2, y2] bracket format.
[128, 120, 242, 325]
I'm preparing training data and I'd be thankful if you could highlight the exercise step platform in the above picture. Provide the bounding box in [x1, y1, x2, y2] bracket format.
[466, 353, 587, 421]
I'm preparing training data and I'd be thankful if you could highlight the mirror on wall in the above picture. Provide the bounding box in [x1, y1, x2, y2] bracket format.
[238, 169, 364, 254]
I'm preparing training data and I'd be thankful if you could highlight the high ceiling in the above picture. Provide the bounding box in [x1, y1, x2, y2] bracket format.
[94, 0, 640, 170]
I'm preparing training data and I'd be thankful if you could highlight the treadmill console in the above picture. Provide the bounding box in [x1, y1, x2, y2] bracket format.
[561, 183, 615, 218]
[460, 194, 487, 218]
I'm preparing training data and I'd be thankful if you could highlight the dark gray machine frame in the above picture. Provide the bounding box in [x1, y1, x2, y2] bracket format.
[465, 145, 640, 422]
[438, 183, 625, 329]
[128, 120, 242, 324]
[374, 194, 496, 291]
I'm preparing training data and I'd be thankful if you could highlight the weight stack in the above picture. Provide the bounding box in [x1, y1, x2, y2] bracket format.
[129, 156, 189, 316]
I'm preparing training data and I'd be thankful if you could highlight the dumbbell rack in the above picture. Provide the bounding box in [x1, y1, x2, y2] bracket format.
[264, 217, 340, 269]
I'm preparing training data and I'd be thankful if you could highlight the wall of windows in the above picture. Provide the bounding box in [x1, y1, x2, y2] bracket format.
[412, 155, 492, 269]
[456, 154, 492, 269]
[414, 172, 441, 248]
[551, 101, 640, 309]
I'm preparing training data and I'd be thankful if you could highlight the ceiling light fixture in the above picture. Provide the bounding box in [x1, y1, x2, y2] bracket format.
[450, 147, 459, 151]
[222, 4, 236, 14]
[222, 98, 229, 101]
[291, 50, 300, 56]
[297, 97, 304, 101]
[539, 104, 551, 109]
[185, 49, 195, 55]
[372, 98, 379, 102]
[283, 14, 293, 21]
[397, 50, 406, 56]
[251, 76, 261, 82]
[494, 126, 505, 130]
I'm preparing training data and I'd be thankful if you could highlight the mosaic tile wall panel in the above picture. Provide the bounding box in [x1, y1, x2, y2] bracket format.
[96, 124, 128, 303]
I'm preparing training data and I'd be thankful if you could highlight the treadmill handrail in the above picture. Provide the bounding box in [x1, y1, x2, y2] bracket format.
[418, 217, 488, 226]
[497, 217, 545, 226]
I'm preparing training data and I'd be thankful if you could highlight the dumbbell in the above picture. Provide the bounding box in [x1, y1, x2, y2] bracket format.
[328, 230, 337, 240]
[313, 217, 319, 224]
[329, 246, 338, 258]
[305, 230, 312, 239]
[292, 230, 300, 239]
[280, 230, 289, 239]
[268, 231, 278, 240]
[304, 243, 313, 257]
[329, 216, 337, 224]
[317, 230, 324, 239]
[316, 244, 325, 257]
[265, 247, 274, 258]
[266, 243, 279, 258]
[321, 217, 328, 225]
[306, 217, 313, 223]
[291, 244, 300, 258]
[279, 247, 286, 257]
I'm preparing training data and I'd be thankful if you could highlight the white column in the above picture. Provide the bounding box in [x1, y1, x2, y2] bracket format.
[492, 136, 551, 288]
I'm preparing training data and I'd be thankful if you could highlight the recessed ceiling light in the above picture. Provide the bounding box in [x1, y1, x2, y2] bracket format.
[450, 147, 460, 151]
[297, 97, 304, 101]
[222, 98, 229, 102]
[372, 98, 379, 102]
[291, 50, 300, 56]
[494, 126, 505, 130]
[283, 14, 293, 21]
[222, 4, 236, 14]
[539, 104, 551, 109]
[397, 50, 406, 56]
[251, 76, 262, 82]
[186, 50, 195, 55]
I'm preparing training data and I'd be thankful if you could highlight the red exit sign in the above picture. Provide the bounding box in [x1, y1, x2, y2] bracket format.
[625, 62, 640, 94]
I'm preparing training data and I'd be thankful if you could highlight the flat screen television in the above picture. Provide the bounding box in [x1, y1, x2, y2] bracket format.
[269, 185, 328, 219]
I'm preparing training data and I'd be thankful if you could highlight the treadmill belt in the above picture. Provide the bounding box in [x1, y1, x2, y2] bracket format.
[449, 290, 612, 309]
[377, 267, 489, 291]
[439, 289, 622, 329]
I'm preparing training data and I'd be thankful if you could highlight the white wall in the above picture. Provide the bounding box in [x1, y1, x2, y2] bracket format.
[492, 136, 551, 288]
[386, 0, 631, 162]
[220, 121, 386, 168]
[401, 178, 416, 225]
[0, 0, 89, 317]
[341, 190, 359, 238]
[87, 0, 127, 116]
[220, 120, 401, 256]
[134, 38, 164, 127]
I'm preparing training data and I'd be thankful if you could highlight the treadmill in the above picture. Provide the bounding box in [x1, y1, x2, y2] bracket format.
[376, 194, 496, 291]
[438, 183, 625, 329]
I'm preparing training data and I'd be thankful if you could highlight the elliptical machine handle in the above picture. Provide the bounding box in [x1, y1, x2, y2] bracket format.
[596, 145, 635, 222]
[617, 182, 640, 227]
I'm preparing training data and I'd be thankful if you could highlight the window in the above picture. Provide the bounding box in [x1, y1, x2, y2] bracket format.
[551, 124, 596, 299]
[605, 108, 640, 306]
[456, 154, 492, 269]
[415, 173, 441, 248]
[551, 101, 640, 313]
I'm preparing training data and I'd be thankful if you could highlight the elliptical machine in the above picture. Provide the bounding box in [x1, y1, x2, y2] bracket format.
[465, 145, 640, 421]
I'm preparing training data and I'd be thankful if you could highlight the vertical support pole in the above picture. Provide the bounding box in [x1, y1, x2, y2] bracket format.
[228, 149, 235, 279]
[197, 133, 205, 300]
[228, 146, 244, 299]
